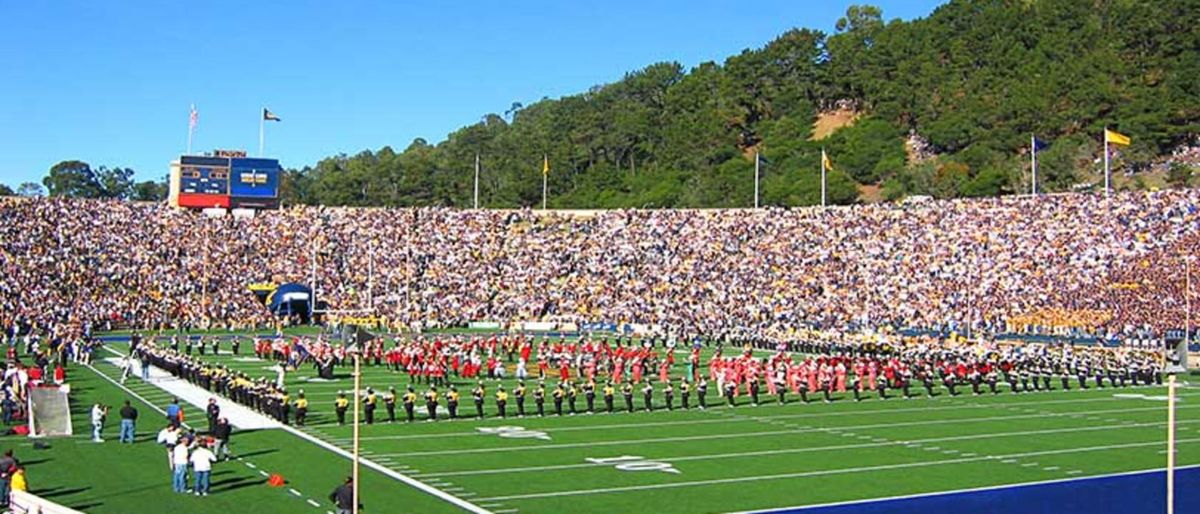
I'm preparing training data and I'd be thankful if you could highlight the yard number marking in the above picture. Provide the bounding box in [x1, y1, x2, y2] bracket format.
[586, 455, 681, 474]
[477, 426, 551, 441]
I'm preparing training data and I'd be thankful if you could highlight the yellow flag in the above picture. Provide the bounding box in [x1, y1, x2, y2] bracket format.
[821, 149, 832, 170]
[1104, 129, 1131, 146]
[542, 155, 549, 176]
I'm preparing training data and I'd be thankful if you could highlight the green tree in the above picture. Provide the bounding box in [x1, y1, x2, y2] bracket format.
[16, 182, 45, 197]
[43, 160, 102, 198]
[132, 178, 168, 201]
[0, 184, 12, 196]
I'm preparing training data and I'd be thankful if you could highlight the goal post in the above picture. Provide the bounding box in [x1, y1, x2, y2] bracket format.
[27, 384, 72, 438]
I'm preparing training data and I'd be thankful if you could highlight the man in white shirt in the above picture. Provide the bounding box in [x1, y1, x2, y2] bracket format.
[190, 442, 217, 496]
[90, 403, 107, 442]
[156, 425, 179, 447]
[171, 441, 190, 493]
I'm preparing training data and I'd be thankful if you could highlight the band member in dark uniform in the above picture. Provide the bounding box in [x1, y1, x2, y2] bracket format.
[697, 378, 708, 409]
[663, 380, 675, 410]
[384, 387, 397, 423]
[534, 382, 546, 417]
[584, 380, 596, 413]
[749, 378, 760, 406]
[363, 388, 377, 424]
[496, 386, 508, 418]
[553, 383, 565, 416]
[622, 383, 634, 413]
[725, 381, 737, 407]
[603, 382, 615, 413]
[447, 386, 459, 419]
[567, 382, 578, 415]
[403, 386, 417, 422]
[642, 382, 654, 412]
[473, 382, 486, 419]
[515, 382, 527, 417]
[425, 386, 439, 421]
[681, 380, 691, 409]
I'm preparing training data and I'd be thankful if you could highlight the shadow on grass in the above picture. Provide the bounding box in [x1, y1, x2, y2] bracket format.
[38, 485, 90, 498]
[232, 448, 278, 459]
[209, 476, 263, 493]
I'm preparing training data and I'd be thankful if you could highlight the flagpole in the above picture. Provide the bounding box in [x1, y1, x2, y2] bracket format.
[1103, 127, 1110, 198]
[821, 148, 828, 208]
[259, 113, 266, 157]
[541, 154, 548, 210]
[473, 153, 481, 209]
[187, 105, 195, 155]
[1030, 134, 1037, 196]
[754, 151, 760, 209]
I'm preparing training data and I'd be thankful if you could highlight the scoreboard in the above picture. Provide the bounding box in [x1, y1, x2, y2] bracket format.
[170, 151, 282, 209]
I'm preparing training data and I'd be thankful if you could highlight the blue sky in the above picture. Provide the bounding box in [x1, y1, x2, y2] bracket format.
[0, 0, 944, 186]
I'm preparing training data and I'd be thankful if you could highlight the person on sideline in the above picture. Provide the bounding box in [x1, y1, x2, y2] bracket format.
[171, 439, 190, 493]
[90, 403, 108, 442]
[190, 441, 217, 496]
[118, 400, 138, 443]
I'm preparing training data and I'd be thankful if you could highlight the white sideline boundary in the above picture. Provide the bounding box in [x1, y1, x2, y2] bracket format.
[84, 362, 191, 430]
[101, 356, 280, 430]
[375, 404, 1199, 458]
[97, 341, 492, 514]
[415, 419, 1200, 478]
[475, 438, 1200, 502]
[726, 464, 1200, 514]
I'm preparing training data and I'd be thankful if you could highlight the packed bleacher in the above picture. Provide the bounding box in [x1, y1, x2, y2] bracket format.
[1, 190, 1198, 342]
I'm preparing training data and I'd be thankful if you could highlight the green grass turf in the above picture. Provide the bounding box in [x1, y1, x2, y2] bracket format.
[35, 335, 1200, 514]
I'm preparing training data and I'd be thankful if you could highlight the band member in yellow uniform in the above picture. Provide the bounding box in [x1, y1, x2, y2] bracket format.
[425, 386, 439, 421]
[515, 382, 527, 417]
[603, 382, 615, 413]
[334, 392, 349, 426]
[447, 386, 460, 419]
[362, 388, 377, 425]
[496, 386, 509, 418]
[473, 382, 486, 419]
[294, 392, 309, 426]
[383, 387, 397, 423]
[403, 386, 417, 423]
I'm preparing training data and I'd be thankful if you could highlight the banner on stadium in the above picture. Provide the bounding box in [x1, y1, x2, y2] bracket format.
[520, 322, 556, 332]
[468, 321, 502, 330]
[581, 322, 618, 332]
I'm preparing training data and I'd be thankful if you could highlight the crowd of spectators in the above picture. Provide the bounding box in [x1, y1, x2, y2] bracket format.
[0, 190, 1197, 342]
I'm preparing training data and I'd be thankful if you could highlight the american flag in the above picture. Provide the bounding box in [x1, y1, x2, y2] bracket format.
[189, 104, 198, 129]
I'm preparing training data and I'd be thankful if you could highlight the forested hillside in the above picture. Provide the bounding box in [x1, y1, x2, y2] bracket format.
[282, 0, 1199, 208]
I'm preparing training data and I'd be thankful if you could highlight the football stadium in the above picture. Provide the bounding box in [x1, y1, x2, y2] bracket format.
[3, 1, 1200, 514]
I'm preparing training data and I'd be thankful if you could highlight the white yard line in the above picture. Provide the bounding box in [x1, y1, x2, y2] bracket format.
[375, 404, 1194, 458]
[416, 420, 1199, 478]
[475, 439, 1200, 502]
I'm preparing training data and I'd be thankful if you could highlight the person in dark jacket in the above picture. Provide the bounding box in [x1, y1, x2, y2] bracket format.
[329, 477, 362, 514]
[118, 401, 138, 443]
[210, 418, 232, 461]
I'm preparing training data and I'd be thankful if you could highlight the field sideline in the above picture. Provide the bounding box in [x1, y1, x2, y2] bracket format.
[63, 335, 1198, 514]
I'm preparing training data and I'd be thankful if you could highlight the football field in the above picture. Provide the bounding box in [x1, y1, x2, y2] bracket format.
[84, 335, 1200, 514]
